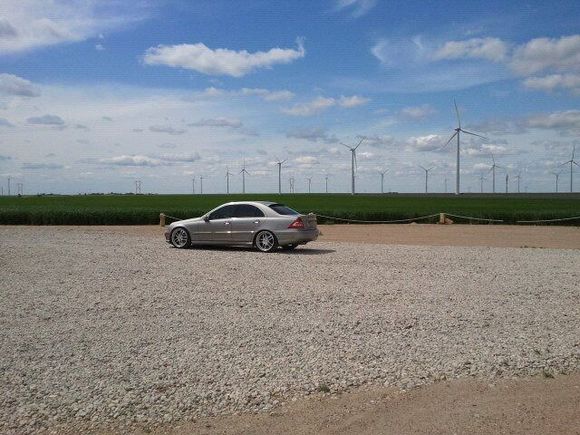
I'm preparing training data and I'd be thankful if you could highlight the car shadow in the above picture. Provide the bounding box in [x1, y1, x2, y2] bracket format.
[172, 245, 335, 255]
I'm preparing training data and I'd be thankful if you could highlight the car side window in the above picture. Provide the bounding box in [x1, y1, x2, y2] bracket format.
[233, 204, 265, 218]
[208, 205, 237, 220]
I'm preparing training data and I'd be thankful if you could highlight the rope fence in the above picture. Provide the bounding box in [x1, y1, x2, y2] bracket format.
[160, 212, 580, 226]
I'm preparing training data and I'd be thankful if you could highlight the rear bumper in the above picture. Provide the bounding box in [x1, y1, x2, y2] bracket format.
[276, 228, 319, 245]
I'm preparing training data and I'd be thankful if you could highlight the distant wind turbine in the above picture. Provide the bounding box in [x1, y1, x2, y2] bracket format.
[552, 171, 561, 193]
[560, 145, 579, 192]
[378, 169, 388, 194]
[515, 172, 522, 193]
[240, 160, 250, 194]
[324, 175, 329, 193]
[275, 158, 287, 194]
[419, 165, 434, 193]
[199, 175, 204, 194]
[504, 172, 509, 194]
[340, 138, 365, 195]
[443, 100, 488, 195]
[479, 173, 486, 193]
[306, 177, 312, 193]
[488, 153, 502, 193]
[225, 167, 233, 194]
[192, 177, 195, 194]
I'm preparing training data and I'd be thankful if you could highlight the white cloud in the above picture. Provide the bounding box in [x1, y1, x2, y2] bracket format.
[295, 156, 319, 165]
[240, 88, 294, 101]
[143, 39, 305, 77]
[98, 155, 163, 167]
[399, 104, 436, 120]
[95, 43, 105, 51]
[510, 35, 580, 76]
[0, 73, 40, 97]
[371, 36, 429, 68]
[282, 95, 368, 116]
[149, 125, 186, 135]
[433, 37, 508, 62]
[406, 135, 446, 152]
[523, 73, 580, 94]
[335, 0, 377, 17]
[189, 117, 242, 128]
[26, 114, 65, 125]
[22, 162, 64, 170]
[0, 0, 146, 54]
[286, 127, 338, 144]
[526, 110, 580, 132]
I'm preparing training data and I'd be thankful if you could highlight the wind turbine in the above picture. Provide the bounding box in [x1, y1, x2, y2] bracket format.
[306, 177, 312, 193]
[240, 160, 250, 194]
[324, 175, 329, 193]
[192, 177, 195, 194]
[199, 175, 204, 194]
[515, 172, 522, 193]
[560, 145, 579, 192]
[443, 100, 488, 195]
[488, 153, 502, 193]
[340, 138, 365, 195]
[552, 171, 561, 193]
[275, 158, 287, 194]
[225, 167, 233, 194]
[419, 165, 434, 193]
[504, 172, 509, 194]
[289, 176, 295, 193]
[378, 169, 388, 194]
[479, 173, 486, 193]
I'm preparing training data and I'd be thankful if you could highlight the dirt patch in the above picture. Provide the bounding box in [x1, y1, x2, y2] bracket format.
[156, 373, 580, 435]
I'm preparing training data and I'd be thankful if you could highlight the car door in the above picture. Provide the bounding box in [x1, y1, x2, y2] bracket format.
[230, 204, 265, 243]
[205, 205, 236, 242]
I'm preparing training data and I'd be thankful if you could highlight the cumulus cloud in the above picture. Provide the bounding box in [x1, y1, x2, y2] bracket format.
[0, 0, 146, 54]
[286, 127, 339, 144]
[239, 88, 294, 101]
[510, 35, 580, 76]
[149, 125, 186, 135]
[0, 73, 40, 97]
[526, 110, 580, 134]
[360, 135, 397, 147]
[282, 95, 369, 116]
[371, 36, 429, 68]
[471, 119, 527, 136]
[143, 39, 305, 77]
[433, 37, 508, 62]
[295, 156, 319, 165]
[21, 162, 63, 170]
[406, 135, 446, 152]
[26, 114, 65, 125]
[523, 73, 580, 94]
[189, 117, 243, 129]
[399, 104, 436, 120]
[97, 155, 163, 167]
[334, 0, 378, 17]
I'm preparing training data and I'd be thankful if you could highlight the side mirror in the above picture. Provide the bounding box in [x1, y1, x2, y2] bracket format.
[203, 215, 210, 222]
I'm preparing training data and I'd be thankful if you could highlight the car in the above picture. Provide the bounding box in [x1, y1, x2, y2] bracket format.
[165, 201, 319, 252]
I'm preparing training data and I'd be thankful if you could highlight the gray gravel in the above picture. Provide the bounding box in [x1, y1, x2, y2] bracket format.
[1, 226, 579, 433]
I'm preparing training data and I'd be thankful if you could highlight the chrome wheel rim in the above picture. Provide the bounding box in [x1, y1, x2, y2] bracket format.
[171, 228, 188, 248]
[256, 232, 275, 251]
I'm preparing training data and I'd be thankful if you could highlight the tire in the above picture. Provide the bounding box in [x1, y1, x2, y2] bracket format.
[170, 227, 191, 249]
[282, 244, 297, 251]
[254, 230, 278, 252]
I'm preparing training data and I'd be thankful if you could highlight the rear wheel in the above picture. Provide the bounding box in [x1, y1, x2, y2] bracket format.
[254, 230, 278, 252]
[170, 227, 190, 249]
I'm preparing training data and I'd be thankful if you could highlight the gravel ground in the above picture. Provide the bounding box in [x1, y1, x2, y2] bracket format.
[0, 226, 579, 433]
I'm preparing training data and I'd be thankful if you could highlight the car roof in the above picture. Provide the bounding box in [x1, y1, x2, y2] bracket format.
[222, 201, 277, 206]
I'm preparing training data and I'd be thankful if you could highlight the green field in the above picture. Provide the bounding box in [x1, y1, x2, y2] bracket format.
[1, 193, 579, 225]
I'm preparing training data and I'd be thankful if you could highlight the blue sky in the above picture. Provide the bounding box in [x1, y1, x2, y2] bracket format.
[1, 0, 580, 194]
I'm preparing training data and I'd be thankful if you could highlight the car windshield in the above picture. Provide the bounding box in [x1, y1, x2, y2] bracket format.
[269, 204, 299, 215]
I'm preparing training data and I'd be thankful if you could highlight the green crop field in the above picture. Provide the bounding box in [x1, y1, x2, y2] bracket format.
[1, 193, 579, 225]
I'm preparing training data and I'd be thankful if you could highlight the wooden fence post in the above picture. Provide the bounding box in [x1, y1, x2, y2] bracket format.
[159, 213, 165, 226]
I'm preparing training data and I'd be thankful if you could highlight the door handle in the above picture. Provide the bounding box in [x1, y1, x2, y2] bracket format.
[253, 220, 260, 224]
[224, 222, 231, 225]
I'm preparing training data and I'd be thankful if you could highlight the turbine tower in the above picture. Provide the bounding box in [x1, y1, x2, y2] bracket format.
[340, 138, 365, 195]
[192, 177, 195, 194]
[443, 100, 487, 195]
[419, 165, 434, 193]
[275, 158, 287, 194]
[378, 169, 388, 194]
[306, 177, 312, 193]
[325, 175, 329, 193]
[225, 167, 233, 194]
[240, 160, 250, 194]
[199, 175, 204, 194]
[505, 172, 509, 194]
[488, 153, 502, 193]
[560, 145, 579, 192]
[479, 173, 486, 193]
[515, 172, 522, 193]
[552, 171, 561, 193]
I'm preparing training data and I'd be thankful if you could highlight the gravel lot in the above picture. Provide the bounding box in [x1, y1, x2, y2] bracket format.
[1, 226, 579, 433]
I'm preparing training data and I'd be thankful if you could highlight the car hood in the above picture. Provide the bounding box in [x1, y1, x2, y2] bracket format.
[171, 216, 203, 226]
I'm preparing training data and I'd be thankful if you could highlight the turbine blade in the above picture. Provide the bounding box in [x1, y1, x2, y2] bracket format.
[454, 99, 461, 129]
[574, 161, 580, 168]
[560, 161, 571, 166]
[443, 132, 458, 148]
[419, 165, 426, 171]
[573, 145, 576, 160]
[461, 130, 488, 140]
[353, 137, 365, 150]
[340, 142, 352, 150]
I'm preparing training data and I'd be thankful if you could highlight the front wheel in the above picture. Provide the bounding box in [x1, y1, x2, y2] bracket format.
[254, 230, 278, 252]
[170, 227, 191, 249]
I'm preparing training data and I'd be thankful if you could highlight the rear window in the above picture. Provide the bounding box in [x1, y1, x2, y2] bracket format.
[269, 204, 300, 216]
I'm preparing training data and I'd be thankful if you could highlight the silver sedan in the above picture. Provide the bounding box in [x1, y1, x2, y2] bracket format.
[165, 201, 319, 252]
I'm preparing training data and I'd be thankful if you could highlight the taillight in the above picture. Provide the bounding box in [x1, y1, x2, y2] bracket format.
[288, 217, 305, 229]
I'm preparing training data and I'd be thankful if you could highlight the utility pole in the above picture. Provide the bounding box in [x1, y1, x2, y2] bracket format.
[135, 180, 142, 195]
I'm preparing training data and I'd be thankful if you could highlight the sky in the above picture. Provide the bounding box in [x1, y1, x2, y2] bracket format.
[1, 0, 580, 194]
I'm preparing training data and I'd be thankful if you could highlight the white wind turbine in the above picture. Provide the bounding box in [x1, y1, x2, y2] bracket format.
[306, 177, 312, 193]
[419, 165, 434, 193]
[378, 169, 388, 194]
[488, 153, 503, 193]
[515, 172, 522, 193]
[225, 167, 233, 194]
[504, 171, 509, 194]
[274, 158, 287, 194]
[560, 145, 579, 192]
[240, 159, 250, 194]
[479, 173, 486, 193]
[443, 100, 488, 195]
[340, 138, 365, 195]
[552, 171, 561, 193]
[324, 175, 329, 193]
